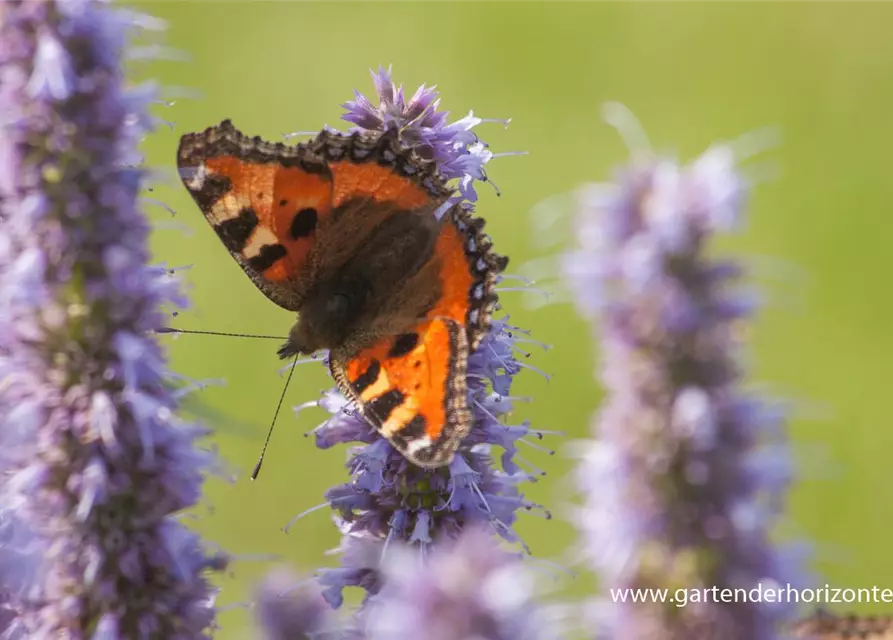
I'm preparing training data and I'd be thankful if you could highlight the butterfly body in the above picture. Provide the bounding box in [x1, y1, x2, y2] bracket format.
[177, 120, 507, 468]
[281, 200, 442, 358]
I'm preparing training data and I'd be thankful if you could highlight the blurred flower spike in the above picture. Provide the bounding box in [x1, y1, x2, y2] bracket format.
[364, 527, 564, 640]
[565, 104, 806, 639]
[0, 0, 226, 636]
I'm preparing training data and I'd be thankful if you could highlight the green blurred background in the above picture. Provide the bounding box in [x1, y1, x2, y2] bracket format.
[132, 2, 893, 636]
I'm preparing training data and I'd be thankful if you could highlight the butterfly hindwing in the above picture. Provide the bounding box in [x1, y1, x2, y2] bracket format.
[331, 316, 470, 467]
[330, 204, 508, 468]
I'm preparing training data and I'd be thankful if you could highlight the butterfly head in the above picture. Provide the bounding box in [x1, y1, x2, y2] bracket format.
[277, 279, 371, 359]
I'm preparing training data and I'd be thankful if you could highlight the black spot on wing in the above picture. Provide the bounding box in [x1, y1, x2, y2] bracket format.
[247, 244, 287, 272]
[367, 389, 405, 422]
[388, 333, 419, 359]
[389, 414, 427, 450]
[289, 208, 318, 239]
[351, 359, 381, 394]
[402, 415, 427, 439]
[215, 206, 258, 252]
[189, 173, 232, 211]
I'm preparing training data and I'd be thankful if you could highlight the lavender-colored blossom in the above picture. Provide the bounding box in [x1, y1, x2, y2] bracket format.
[362, 527, 561, 640]
[297, 69, 548, 608]
[341, 65, 508, 202]
[565, 127, 805, 638]
[0, 1, 225, 636]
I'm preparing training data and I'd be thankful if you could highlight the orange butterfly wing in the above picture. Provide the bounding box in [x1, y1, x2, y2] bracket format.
[308, 129, 445, 210]
[177, 122, 451, 310]
[330, 206, 508, 468]
[177, 120, 334, 310]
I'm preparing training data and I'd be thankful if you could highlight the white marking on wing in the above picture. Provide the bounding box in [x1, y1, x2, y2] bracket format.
[210, 191, 251, 224]
[243, 226, 279, 258]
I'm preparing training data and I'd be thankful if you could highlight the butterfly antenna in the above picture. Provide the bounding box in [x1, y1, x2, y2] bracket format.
[156, 327, 286, 340]
[251, 355, 298, 481]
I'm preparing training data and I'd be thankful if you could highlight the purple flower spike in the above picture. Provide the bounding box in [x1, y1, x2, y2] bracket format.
[364, 527, 563, 640]
[0, 1, 226, 636]
[297, 69, 547, 609]
[566, 119, 806, 639]
[311, 317, 548, 607]
[341, 65, 510, 202]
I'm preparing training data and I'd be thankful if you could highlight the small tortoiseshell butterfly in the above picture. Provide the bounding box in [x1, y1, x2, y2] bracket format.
[789, 609, 893, 639]
[177, 120, 507, 468]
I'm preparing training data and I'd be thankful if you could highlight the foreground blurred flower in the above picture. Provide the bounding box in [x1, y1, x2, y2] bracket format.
[0, 0, 226, 636]
[298, 68, 548, 608]
[363, 527, 562, 640]
[0, 509, 36, 640]
[257, 529, 565, 640]
[255, 568, 336, 640]
[566, 111, 804, 639]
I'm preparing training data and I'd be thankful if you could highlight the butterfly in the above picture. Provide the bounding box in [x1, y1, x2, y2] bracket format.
[788, 609, 893, 639]
[176, 120, 507, 468]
